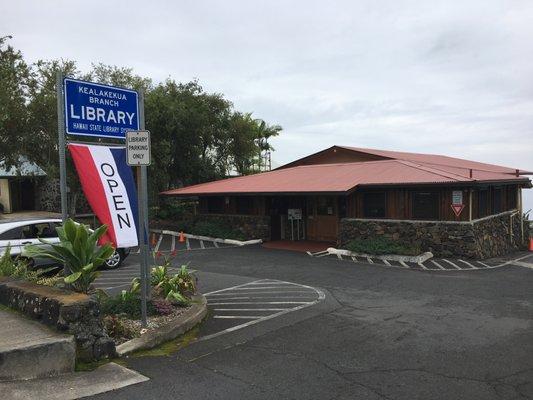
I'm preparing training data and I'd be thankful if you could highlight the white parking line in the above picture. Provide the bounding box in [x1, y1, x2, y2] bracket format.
[208, 290, 312, 296]
[213, 308, 287, 311]
[513, 261, 533, 269]
[228, 286, 311, 290]
[245, 281, 295, 286]
[417, 262, 428, 270]
[442, 259, 461, 269]
[458, 259, 478, 269]
[431, 260, 446, 270]
[208, 301, 311, 305]
[200, 279, 325, 340]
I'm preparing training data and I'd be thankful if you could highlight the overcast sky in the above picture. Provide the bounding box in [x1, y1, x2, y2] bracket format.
[3, 0, 533, 211]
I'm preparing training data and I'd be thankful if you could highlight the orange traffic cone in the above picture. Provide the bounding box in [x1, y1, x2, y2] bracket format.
[529, 238, 533, 252]
[179, 231, 185, 243]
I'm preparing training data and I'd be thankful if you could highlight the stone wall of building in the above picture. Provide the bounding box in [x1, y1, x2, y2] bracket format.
[152, 214, 271, 241]
[35, 178, 61, 212]
[35, 178, 92, 215]
[0, 278, 116, 361]
[339, 210, 527, 259]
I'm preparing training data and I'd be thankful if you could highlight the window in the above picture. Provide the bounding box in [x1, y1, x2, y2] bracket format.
[22, 223, 53, 239]
[492, 188, 502, 214]
[412, 192, 439, 220]
[478, 189, 488, 217]
[363, 193, 386, 218]
[507, 187, 517, 210]
[338, 196, 347, 218]
[0, 227, 23, 241]
[236, 197, 254, 215]
[207, 197, 224, 214]
[317, 196, 335, 216]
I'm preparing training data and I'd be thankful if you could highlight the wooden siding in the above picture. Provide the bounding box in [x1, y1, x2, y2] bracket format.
[277, 146, 386, 169]
[346, 185, 520, 221]
[198, 185, 520, 224]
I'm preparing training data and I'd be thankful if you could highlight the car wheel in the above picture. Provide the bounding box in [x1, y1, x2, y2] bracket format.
[104, 249, 123, 269]
[17, 256, 35, 269]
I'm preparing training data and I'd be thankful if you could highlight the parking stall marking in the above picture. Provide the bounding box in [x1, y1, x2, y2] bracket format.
[309, 250, 533, 272]
[200, 279, 324, 341]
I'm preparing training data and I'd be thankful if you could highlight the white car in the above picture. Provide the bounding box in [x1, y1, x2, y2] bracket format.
[0, 218, 128, 269]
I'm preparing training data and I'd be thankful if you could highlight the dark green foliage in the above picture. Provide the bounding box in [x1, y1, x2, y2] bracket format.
[0, 245, 60, 284]
[346, 237, 420, 256]
[23, 219, 114, 293]
[100, 296, 157, 319]
[155, 199, 194, 220]
[190, 221, 246, 240]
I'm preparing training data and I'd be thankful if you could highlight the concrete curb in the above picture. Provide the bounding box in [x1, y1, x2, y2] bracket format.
[116, 294, 207, 356]
[326, 247, 434, 264]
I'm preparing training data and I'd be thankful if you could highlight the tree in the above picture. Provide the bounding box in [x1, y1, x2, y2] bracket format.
[0, 36, 31, 167]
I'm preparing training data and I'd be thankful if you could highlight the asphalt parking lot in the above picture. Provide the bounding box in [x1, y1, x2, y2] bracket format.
[92, 245, 533, 400]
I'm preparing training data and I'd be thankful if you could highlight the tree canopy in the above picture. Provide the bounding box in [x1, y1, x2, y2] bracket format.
[0, 37, 281, 209]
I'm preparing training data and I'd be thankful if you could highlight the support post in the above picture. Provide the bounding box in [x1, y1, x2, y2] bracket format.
[468, 189, 473, 222]
[56, 71, 68, 222]
[518, 187, 524, 242]
[137, 91, 150, 327]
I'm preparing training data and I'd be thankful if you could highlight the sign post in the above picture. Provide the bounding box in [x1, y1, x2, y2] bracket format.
[56, 72, 68, 222]
[126, 125, 151, 327]
[59, 77, 149, 327]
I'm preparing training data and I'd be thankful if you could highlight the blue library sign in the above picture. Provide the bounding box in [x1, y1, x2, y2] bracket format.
[64, 78, 139, 140]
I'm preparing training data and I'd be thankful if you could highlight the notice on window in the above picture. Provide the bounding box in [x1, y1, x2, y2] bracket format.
[451, 190, 465, 217]
[288, 208, 302, 220]
[452, 190, 463, 205]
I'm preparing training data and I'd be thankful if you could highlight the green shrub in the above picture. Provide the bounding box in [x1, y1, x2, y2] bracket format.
[345, 237, 420, 256]
[154, 199, 196, 221]
[1, 245, 58, 284]
[190, 221, 246, 240]
[23, 219, 114, 293]
[150, 263, 195, 306]
[100, 295, 157, 319]
[0, 246, 17, 277]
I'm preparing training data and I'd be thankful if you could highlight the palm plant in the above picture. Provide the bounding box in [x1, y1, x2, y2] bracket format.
[23, 219, 114, 293]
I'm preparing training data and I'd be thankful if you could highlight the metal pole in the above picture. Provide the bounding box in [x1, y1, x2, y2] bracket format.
[137, 91, 149, 327]
[56, 71, 68, 222]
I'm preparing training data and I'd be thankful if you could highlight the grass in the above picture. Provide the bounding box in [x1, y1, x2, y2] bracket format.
[130, 325, 202, 358]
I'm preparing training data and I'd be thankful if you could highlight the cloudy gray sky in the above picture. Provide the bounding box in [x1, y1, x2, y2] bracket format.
[3, 0, 533, 210]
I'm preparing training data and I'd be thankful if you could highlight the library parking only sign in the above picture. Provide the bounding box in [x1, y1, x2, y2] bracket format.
[64, 78, 139, 139]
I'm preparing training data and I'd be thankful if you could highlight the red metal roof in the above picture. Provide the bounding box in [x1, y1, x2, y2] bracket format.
[162, 159, 529, 197]
[340, 146, 532, 175]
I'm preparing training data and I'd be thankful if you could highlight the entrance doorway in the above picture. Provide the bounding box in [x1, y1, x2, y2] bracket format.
[266, 196, 306, 241]
[306, 196, 338, 242]
[9, 179, 35, 212]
